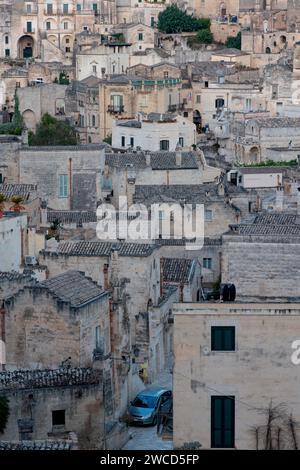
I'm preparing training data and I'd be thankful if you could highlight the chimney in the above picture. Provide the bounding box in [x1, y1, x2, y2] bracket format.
[176, 150, 182, 166]
[145, 150, 151, 166]
[40, 200, 48, 226]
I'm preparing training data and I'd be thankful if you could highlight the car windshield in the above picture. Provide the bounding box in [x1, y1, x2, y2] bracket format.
[132, 395, 157, 408]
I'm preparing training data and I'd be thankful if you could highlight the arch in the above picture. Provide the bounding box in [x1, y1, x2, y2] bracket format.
[61, 35, 72, 52]
[249, 146, 259, 163]
[265, 46, 271, 53]
[55, 98, 65, 116]
[22, 109, 36, 131]
[47, 34, 58, 45]
[280, 35, 286, 44]
[18, 35, 34, 59]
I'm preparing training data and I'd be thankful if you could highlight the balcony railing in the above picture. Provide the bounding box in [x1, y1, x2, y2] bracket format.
[107, 105, 124, 114]
[23, 7, 38, 14]
[168, 103, 185, 112]
[24, 28, 35, 33]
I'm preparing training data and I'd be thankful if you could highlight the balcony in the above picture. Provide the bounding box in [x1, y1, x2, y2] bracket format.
[168, 103, 185, 112]
[24, 28, 35, 34]
[107, 105, 124, 114]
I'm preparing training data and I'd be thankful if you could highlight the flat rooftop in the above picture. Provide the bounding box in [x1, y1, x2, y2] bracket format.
[173, 302, 300, 315]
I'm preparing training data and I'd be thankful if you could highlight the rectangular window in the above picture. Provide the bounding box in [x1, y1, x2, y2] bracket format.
[46, 21, 51, 30]
[26, 4, 32, 13]
[92, 65, 97, 73]
[64, 22, 68, 30]
[92, 115, 96, 127]
[47, 3, 53, 14]
[95, 325, 101, 349]
[196, 94, 201, 103]
[110, 95, 123, 112]
[121, 135, 125, 147]
[211, 396, 235, 448]
[52, 409, 65, 426]
[179, 137, 184, 147]
[160, 140, 169, 151]
[151, 17, 155, 27]
[63, 3, 69, 14]
[245, 98, 252, 112]
[211, 326, 235, 351]
[26, 21, 32, 32]
[5, 36, 8, 44]
[5, 49, 10, 57]
[0, 174, 2, 184]
[92, 3, 98, 12]
[138, 33, 143, 41]
[76, 3, 81, 11]
[59, 174, 68, 198]
[215, 98, 225, 109]
[203, 258, 212, 269]
[130, 137, 134, 147]
[205, 209, 213, 221]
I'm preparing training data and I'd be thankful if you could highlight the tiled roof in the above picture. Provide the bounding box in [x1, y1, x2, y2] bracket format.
[0, 368, 101, 391]
[47, 210, 97, 225]
[39, 271, 107, 308]
[0, 183, 37, 200]
[134, 184, 222, 205]
[0, 271, 33, 281]
[0, 441, 74, 450]
[156, 237, 222, 246]
[52, 241, 157, 257]
[238, 167, 286, 174]
[249, 117, 300, 128]
[230, 213, 300, 236]
[105, 151, 198, 170]
[162, 258, 195, 284]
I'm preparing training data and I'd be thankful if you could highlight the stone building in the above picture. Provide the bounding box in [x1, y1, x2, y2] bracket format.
[116, 0, 168, 27]
[98, 63, 182, 140]
[0, 367, 106, 449]
[3, 270, 111, 370]
[222, 212, 300, 301]
[40, 241, 175, 389]
[102, 149, 221, 206]
[161, 257, 201, 301]
[18, 143, 107, 210]
[17, 83, 68, 131]
[0, 0, 117, 61]
[173, 301, 300, 449]
[111, 113, 196, 151]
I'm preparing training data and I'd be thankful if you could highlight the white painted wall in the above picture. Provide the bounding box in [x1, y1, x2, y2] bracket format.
[112, 115, 196, 151]
[0, 214, 27, 272]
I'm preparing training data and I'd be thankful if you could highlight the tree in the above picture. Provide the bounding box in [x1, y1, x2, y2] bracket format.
[103, 133, 112, 145]
[225, 32, 241, 49]
[10, 196, 25, 213]
[0, 93, 24, 135]
[28, 113, 79, 146]
[0, 397, 9, 434]
[197, 29, 213, 44]
[157, 5, 210, 33]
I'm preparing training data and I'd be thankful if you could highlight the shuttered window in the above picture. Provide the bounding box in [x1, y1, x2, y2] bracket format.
[211, 396, 235, 448]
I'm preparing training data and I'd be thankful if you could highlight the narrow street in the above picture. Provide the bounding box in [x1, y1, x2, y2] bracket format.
[122, 368, 173, 450]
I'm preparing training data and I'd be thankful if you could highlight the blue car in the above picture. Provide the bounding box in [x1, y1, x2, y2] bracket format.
[128, 387, 172, 425]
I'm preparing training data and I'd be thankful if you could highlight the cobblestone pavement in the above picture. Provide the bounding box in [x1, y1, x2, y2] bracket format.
[122, 367, 173, 450]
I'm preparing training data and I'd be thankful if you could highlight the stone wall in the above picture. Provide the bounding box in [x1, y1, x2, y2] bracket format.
[222, 234, 300, 300]
[173, 303, 300, 449]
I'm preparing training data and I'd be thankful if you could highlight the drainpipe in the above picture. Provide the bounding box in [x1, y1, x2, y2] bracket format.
[69, 157, 72, 210]
[0, 302, 6, 371]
